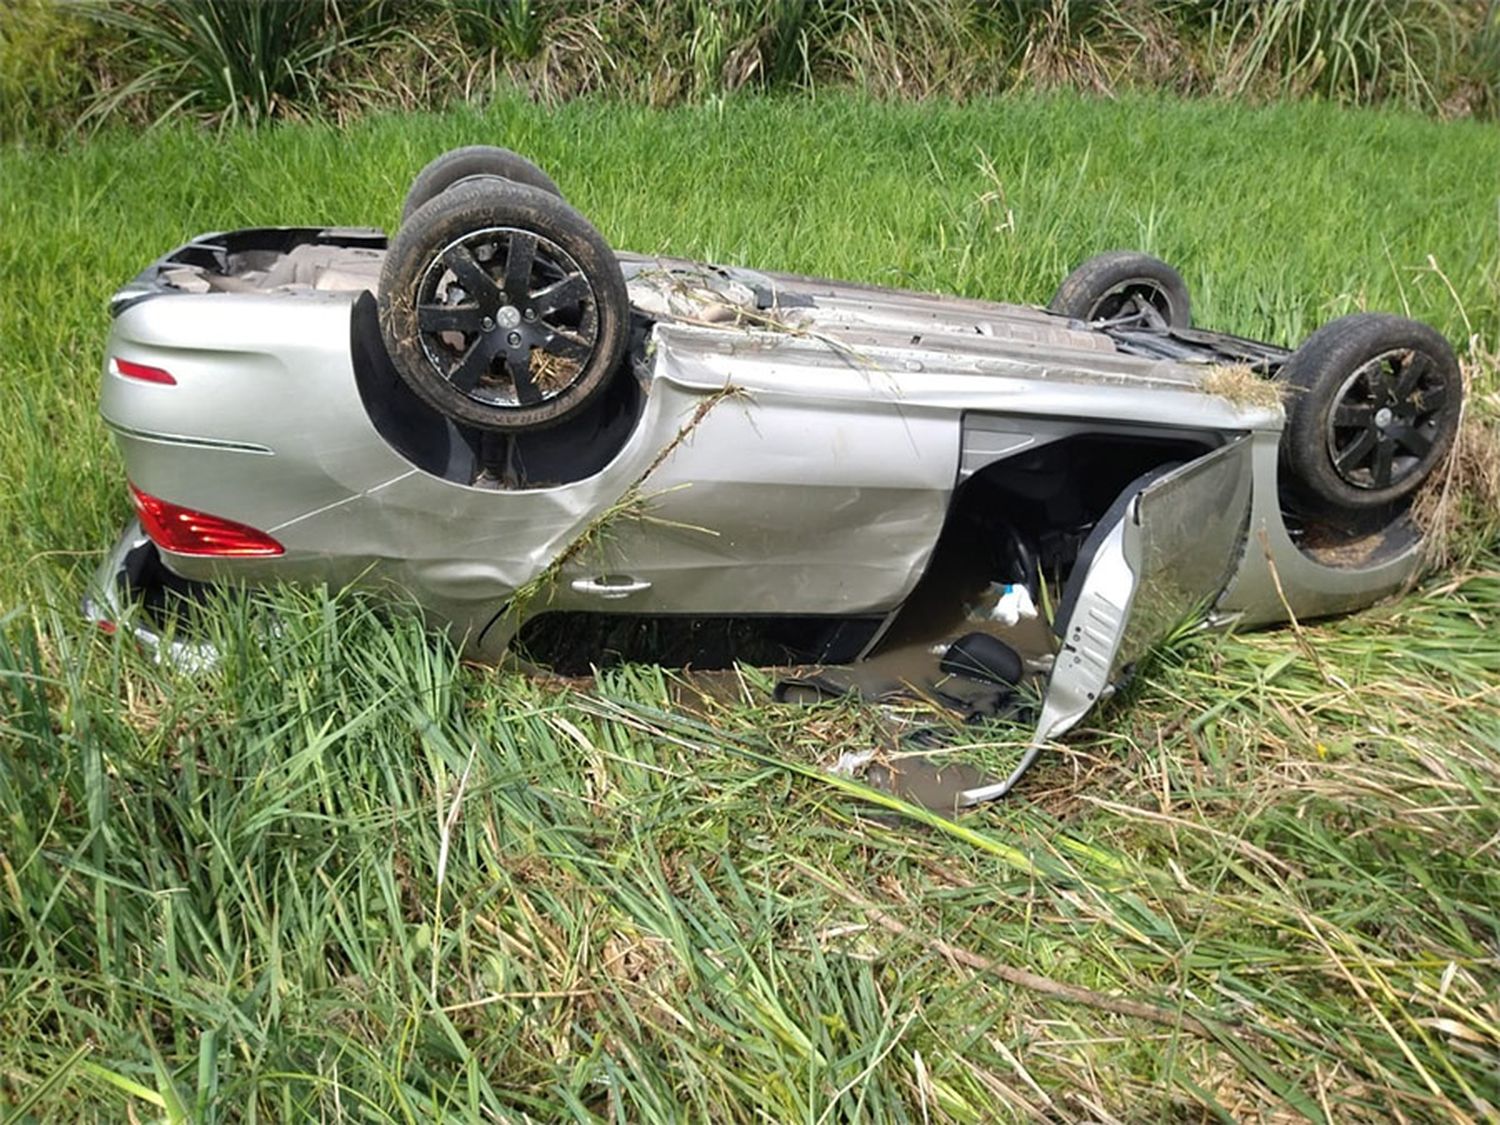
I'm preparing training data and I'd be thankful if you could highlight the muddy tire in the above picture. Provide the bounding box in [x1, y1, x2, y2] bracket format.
[1050, 251, 1191, 328]
[1280, 313, 1462, 516]
[378, 178, 628, 432]
[400, 146, 563, 225]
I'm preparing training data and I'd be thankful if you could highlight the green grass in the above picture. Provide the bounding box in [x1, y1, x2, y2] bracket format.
[1, 92, 1498, 1120]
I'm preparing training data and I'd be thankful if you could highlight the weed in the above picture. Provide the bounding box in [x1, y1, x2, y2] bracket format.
[3, 0, 1498, 138]
[81, 0, 393, 128]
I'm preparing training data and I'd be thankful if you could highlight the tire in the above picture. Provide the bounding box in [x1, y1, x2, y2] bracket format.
[400, 145, 563, 225]
[1280, 313, 1462, 516]
[378, 178, 629, 433]
[1049, 251, 1191, 328]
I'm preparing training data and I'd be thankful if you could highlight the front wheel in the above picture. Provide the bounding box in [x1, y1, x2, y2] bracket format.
[1280, 313, 1462, 516]
[1049, 251, 1191, 329]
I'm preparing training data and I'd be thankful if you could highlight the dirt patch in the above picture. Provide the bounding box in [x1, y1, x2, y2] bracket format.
[1295, 521, 1405, 568]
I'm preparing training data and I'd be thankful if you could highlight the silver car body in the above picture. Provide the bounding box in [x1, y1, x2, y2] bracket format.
[91, 229, 1426, 777]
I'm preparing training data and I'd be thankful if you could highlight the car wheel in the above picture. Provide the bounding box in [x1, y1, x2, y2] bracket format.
[379, 178, 629, 433]
[400, 145, 563, 225]
[1280, 313, 1462, 516]
[1049, 251, 1191, 328]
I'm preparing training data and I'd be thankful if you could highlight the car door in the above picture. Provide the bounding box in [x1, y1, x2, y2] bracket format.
[553, 328, 963, 618]
[1034, 435, 1254, 745]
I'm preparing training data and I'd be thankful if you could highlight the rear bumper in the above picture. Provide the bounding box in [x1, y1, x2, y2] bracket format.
[84, 520, 220, 672]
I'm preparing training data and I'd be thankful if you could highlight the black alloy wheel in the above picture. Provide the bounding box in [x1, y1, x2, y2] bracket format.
[1279, 313, 1462, 516]
[1049, 251, 1192, 329]
[415, 225, 598, 412]
[1324, 348, 1452, 491]
[379, 178, 628, 432]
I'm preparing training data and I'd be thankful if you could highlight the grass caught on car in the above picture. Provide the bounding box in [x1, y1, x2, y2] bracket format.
[1, 92, 1498, 1120]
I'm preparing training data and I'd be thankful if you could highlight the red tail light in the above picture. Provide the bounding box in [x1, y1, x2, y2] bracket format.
[111, 357, 177, 385]
[129, 485, 284, 557]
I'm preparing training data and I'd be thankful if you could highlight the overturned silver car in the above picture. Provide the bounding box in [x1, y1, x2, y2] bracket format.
[89, 146, 1462, 802]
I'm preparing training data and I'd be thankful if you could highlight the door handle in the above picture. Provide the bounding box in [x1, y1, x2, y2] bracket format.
[570, 575, 652, 600]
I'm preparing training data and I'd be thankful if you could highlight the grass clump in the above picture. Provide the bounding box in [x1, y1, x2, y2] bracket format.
[1412, 355, 1500, 570]
[0, 92, 1498, 1118]
[0, 0, 102, 144]
[1204, 0, 1466, 107]
[3, 0, 1500, 141]
[81, 0, 400, 129]
[5, 577, 1499, 1118]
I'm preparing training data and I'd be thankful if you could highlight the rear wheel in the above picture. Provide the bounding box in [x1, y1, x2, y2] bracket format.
[1280, 313, 1462, 516]
[400, 145, 563, 225]
[1050, 251, 1191, 329]
[378, 179, 628, 432]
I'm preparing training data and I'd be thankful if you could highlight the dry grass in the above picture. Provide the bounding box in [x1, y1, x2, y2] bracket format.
[528, 346, 581, 393]
[1412, 353, 1500, 568]
[1202, 362, 1287, 410]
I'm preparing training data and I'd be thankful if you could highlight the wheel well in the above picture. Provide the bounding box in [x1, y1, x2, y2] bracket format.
[349, 291, 645, 488]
